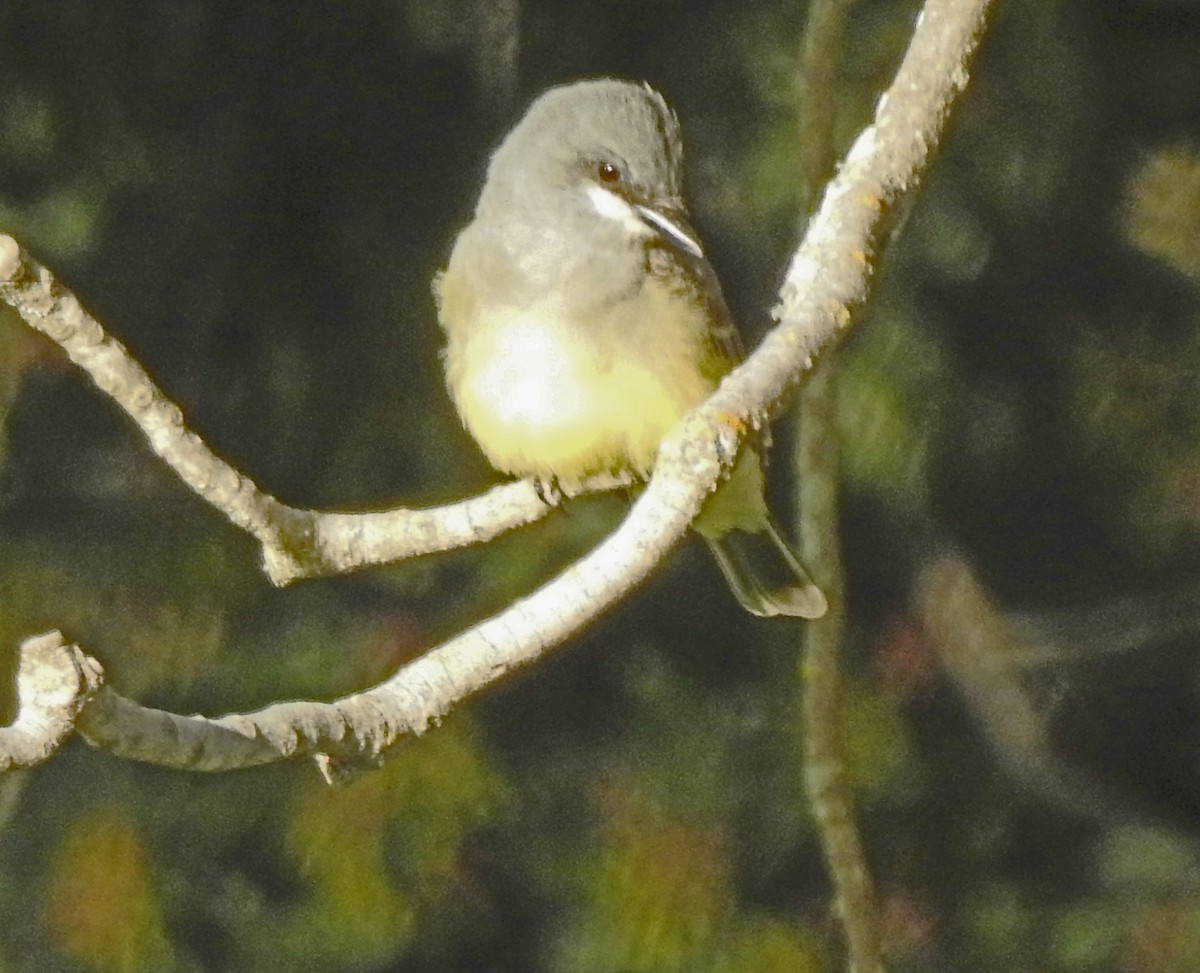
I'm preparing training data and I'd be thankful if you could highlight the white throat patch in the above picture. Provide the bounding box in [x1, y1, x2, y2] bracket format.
[585, 184, 651, 238]
[584, 184, 704, 259]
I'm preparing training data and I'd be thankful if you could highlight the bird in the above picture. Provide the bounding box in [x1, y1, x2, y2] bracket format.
[433, 78, 826, 619]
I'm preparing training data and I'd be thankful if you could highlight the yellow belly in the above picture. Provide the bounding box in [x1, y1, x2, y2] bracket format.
[448, 310, 711, 482]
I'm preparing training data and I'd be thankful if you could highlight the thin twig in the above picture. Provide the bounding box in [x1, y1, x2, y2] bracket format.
[917, 555, 1125, 822]
[793, 0, 884, 969]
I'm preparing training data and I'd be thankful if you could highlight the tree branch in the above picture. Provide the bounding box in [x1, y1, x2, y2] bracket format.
[792, 2, 995, 969]
[0, 0, 995, 776]
[0, 233, 629, 586]
[0, 631, 104, 771]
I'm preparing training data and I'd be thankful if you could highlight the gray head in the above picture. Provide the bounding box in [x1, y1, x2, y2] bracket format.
[474, 79, 700, 257]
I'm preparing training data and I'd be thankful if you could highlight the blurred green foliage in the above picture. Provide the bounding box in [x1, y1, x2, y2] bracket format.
[1125, 146, 1200, 283]
[0, 0, 1199, 971]
[44, 807, 174, 973]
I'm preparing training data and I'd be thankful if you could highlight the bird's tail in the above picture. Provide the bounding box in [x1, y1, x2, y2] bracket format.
[704, 523, 827, 619]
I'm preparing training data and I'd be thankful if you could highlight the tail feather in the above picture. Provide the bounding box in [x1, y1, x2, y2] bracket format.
[704, 524, 827, 619]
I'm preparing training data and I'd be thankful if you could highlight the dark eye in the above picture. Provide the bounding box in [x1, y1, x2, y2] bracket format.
[597, 161, 622, 184]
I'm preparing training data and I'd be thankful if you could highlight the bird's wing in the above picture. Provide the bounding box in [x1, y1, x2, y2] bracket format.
[644, 212, 745, 380]
[645, 213, 776, 455]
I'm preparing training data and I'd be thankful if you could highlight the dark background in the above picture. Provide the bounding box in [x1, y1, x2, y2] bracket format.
[2, 1, 1200, 970]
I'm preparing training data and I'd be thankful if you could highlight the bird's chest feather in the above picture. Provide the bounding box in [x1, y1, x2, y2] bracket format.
[469, 313, 598, 431]
[447, 296, 711, 481]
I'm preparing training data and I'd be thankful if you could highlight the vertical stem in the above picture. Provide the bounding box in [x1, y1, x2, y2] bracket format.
[793, 1, 886, 971]
[799, 359, 885, 973]
[796, 0, 849, 215]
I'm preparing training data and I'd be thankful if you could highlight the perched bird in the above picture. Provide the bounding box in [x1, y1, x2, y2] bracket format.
[434, 78, 826, 618]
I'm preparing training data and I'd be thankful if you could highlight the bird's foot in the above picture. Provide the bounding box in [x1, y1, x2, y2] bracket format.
[533, 474, 564, 508]
[713, 410, 747, 474]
